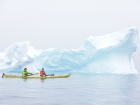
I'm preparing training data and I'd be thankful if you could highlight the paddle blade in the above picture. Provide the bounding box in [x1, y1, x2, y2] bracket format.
[2, 73, 4, 78]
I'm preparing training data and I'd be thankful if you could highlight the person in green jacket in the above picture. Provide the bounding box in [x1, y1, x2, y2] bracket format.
[22, 68, 33, 76]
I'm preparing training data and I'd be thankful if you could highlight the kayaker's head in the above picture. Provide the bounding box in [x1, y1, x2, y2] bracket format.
[42, 68, 44, 71]
[24, 68, 27, 71]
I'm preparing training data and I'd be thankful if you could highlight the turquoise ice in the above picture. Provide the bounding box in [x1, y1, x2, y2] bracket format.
[0, 27, 138, 73]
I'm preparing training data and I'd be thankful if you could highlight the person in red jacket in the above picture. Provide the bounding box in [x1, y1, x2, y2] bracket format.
[40, 68, 48, 76]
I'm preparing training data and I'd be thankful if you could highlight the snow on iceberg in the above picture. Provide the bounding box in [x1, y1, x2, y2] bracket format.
[0, 41, 38, 73]
[0, 27, 138, 73]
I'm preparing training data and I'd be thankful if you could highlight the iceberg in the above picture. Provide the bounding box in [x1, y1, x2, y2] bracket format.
[0, 27, 138, 73]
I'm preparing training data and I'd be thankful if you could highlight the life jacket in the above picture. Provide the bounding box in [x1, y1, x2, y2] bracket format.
[40, 71, 43, 76]
[22, 70, 28, 76]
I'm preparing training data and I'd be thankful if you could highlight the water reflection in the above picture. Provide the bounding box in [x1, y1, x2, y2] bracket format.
[40, 78, 45, 82]
[21, 77, 54, 83]
[22, 78, 28, 82]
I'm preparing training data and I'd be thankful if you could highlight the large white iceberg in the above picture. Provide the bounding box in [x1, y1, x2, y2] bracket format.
[0, 27, 138, 73]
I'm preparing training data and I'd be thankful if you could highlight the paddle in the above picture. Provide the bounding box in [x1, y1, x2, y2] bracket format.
[26, 72, 39, 76]
[32, 72, 39, 75]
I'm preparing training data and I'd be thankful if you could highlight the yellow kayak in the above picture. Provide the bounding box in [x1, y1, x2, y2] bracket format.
[2, 73, 71, 78]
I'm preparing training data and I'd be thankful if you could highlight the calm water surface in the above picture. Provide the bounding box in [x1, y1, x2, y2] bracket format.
[0, 73, 140, 105]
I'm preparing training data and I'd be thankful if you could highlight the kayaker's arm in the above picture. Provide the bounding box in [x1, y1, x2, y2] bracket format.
[27, 71, 31, 74]
[27, 71, 33, 75]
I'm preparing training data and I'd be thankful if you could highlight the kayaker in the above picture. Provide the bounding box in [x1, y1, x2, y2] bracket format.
[22, 68, 33, 76]
[40, 68, 48, 76]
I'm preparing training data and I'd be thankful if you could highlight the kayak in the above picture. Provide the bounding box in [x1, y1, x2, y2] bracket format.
[2, 73, 71, 78]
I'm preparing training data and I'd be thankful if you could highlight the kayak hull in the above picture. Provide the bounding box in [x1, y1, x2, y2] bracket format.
[4, 74, 71, 78]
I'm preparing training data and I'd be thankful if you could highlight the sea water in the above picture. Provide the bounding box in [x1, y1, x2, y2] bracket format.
[0, 73, 140, 105]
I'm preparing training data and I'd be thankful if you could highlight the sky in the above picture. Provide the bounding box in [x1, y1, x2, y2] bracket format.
[0, 0, 140, 72]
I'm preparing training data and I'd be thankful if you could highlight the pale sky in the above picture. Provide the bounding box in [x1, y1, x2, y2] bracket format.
[0, 0, 140, 72]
